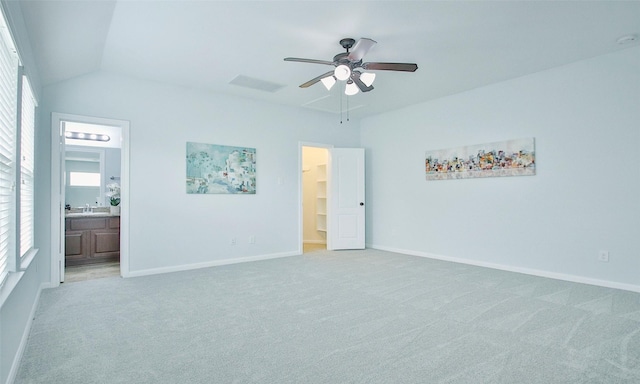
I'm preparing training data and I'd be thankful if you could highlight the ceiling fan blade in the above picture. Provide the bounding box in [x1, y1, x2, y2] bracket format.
[362, 62, 418, 72]
[351, 72, 374, 93]
[299, 71, 335, 88]
[284, 57, 335, 66]
[347, 38, 377, 61]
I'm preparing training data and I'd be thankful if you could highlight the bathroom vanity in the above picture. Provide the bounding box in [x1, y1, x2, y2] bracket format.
[65, 213, 120, 266]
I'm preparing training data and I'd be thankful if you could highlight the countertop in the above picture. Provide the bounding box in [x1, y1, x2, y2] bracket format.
[65, 212, 120, 218]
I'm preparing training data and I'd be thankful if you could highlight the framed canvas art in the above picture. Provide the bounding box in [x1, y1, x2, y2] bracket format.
[186, 142, 256, 194]
[426, 138, 535, 180]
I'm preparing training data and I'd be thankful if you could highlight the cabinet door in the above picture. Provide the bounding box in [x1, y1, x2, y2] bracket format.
[65, 230, 90, 266]
[91, 229, 120, 261]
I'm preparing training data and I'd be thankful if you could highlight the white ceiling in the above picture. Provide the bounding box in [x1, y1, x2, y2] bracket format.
[18, 1, 640, 120]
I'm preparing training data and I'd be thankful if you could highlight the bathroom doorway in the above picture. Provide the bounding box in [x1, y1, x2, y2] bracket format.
[51, 113, 130, 285]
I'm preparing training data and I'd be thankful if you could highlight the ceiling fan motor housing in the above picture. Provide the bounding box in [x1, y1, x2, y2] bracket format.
[333, 52, 360, 68]
[339, 38, 356, 51]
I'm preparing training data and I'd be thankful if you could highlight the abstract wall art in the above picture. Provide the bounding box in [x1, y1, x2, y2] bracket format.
[186, 142, 256, 194]
[425, 138, 535, 180]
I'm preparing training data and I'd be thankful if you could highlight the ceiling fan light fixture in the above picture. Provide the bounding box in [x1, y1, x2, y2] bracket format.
[334, 64, 351, 81]
[320, 76, 336, 90]
[345, 81, 359, 96]
[360, 72, 376, 87]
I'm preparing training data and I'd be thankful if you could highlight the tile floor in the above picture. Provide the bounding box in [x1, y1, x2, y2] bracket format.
[64, 261, 120, 283]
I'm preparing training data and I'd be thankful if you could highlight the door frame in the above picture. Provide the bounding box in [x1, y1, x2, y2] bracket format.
[50, 112, 130, 285]
[298, 142, 333, 253]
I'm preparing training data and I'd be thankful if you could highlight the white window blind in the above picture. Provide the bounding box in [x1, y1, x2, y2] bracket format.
[0, 17, 18, 284]
[20, 75, 35, 259]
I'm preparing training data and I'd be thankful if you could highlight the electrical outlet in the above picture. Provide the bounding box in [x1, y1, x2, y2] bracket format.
[598, 250, 609, 262]
[230, 237, 237, 245]
[249, 236, 255, 244]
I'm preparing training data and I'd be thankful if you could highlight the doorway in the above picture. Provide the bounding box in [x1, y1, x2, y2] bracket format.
[50, 113, 130, 285]
[300, 144, 366, 253]
[301, 144, 330, 253]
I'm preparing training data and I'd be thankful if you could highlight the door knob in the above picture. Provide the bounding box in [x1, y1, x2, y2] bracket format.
[359, 202, 364, 206]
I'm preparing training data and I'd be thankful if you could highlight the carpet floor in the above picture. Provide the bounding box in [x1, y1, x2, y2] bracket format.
[15, 249, 640, 383]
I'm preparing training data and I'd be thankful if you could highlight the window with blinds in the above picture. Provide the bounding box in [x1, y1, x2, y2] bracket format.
[20, 75, 35, 260]
[0, 7, 37, 287]
[0, 14, 18, 284]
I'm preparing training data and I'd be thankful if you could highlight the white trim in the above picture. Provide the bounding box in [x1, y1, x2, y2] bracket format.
[50, 113, 63, 287]
[5, 282, 45, 384]
[369, 244, 640, 293]
[126, 251, 300, 278]
[298, 142, 333, 255]
[50, 113, 130, 285]
[18, 248, 37, 271]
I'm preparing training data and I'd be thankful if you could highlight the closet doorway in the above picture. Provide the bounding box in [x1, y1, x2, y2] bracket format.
[300, 143, 366, 253]
[301, 145, 330, 253]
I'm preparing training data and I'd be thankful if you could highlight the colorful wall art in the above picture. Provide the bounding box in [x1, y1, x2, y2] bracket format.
[425, 138, 535, 180]
[186, 142, 256, 194]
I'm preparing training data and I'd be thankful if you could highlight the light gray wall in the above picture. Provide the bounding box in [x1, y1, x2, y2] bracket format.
[0, 1, 46, 383]
[361, 46, 640, 289]
[39, 71, 360, 275]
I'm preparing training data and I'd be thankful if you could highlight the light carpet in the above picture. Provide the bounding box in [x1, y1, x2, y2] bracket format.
[15, 249, 640, 383]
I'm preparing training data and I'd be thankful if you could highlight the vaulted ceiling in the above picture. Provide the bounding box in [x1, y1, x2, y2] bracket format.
[18, 1, 640, 119]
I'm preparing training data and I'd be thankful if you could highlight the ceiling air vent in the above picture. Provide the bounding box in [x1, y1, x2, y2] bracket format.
[229, 75, 285, 93]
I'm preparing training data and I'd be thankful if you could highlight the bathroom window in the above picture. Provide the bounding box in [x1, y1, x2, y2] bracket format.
[69, 172, 101, 187]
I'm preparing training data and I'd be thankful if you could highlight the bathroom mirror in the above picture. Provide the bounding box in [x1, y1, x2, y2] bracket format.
[65, 147, 105, 208]
[63, 122, 122, 209]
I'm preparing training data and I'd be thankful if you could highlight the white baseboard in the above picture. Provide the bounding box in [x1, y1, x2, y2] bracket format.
[6, 282, 45, 384]
[126, 251, 300, 278]
[369, 244, 640, 293]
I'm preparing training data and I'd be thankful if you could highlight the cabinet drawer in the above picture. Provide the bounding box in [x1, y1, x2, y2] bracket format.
[68, 218, 107, 230]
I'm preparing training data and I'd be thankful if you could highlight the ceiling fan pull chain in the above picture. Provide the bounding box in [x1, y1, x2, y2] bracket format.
[346, 93, 350, 122]
[340, 82, 343, 124]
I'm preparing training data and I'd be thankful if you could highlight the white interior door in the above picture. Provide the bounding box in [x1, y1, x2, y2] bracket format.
[327, 148, 365, 250]
[51, 118, 66, 284]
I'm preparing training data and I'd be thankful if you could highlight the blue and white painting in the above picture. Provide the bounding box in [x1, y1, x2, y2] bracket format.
[186, 142, 256, 194]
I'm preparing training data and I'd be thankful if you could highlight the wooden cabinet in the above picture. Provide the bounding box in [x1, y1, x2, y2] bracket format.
[65, 216, 120, 266]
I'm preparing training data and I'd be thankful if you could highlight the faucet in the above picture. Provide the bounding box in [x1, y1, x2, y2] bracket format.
[84, 203, 91, 213]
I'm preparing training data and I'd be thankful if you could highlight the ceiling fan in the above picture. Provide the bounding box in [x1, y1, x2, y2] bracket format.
[284, 37, 418, 95]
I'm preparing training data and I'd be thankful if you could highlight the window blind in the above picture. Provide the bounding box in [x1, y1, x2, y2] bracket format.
[0, 19, 18, 284]
[20, 75, 35, 259]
